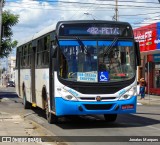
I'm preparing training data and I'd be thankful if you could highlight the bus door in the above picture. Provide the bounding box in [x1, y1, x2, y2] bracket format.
[50, 41, 57, 112]
[31, 47, 36, 104]
[17, 51, 21, 96]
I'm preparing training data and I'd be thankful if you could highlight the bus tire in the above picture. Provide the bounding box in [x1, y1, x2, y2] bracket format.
[104, 114, 117, 122]
[46, 102, 58, 124]
[23, 91, 31, 109]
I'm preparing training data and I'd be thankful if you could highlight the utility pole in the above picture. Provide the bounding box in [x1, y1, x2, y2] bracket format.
[115, 0, 118, 21]
[0, 0, 3, 50]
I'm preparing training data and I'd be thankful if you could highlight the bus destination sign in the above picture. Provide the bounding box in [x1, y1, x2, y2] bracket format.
[58, 23, 132, 37]
[87, 27, 121, 35]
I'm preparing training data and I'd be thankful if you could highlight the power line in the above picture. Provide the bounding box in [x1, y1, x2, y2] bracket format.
[38, 0, 160, 4]
[4, 0, 160, 27]
[5, 0, 160, 9]
[4, 5, 114, 11]
[68, 0, 103, 20]
[5, 4, 160, 11]
[4, 6, 157, 14]
[96, 0, 160, 4]
[4, 0, 160, 22]
[120, 11, 160, 16]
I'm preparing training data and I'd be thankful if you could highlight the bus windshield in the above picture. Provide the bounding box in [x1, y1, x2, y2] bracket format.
[58, 39, 135, 83]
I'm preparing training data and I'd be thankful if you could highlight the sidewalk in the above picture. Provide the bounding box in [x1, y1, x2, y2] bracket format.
[0, 98, 60, 145]
[0, 110, 58, 145]
[137, 94, 160, 105]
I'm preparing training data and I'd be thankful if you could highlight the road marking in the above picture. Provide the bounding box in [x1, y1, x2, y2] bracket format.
[147, 126, 160, 131]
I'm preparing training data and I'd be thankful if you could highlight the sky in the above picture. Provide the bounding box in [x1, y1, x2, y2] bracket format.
[3, 0, 160, 44]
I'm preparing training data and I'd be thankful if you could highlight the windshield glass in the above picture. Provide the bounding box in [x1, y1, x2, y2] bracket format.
[58, 40, 135, 83]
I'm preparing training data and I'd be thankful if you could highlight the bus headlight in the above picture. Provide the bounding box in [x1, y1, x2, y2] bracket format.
[119, 86, 137, 100]
[57, 88, 78, 101]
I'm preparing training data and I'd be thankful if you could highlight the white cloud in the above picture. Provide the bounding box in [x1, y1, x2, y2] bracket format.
[3, 0, 160, 43]
[4, 0, 59, 42]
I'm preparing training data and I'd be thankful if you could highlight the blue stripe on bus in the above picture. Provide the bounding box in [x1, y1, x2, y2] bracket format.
[54, 96, 137, 116]
[59, 40, 133, 46]
[98, 41, 112, 46]
[59, 41, 79, 46]
[98, 41, 133, 46]
[59, 40, 97, 46]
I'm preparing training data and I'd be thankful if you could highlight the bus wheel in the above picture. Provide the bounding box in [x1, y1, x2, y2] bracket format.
[104, 114, 117, 122]
[23, 91, 31, 109]
[45, 102, 58, 124]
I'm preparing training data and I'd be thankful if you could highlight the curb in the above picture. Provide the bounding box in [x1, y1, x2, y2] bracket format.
[137, 102, 143, 105]
[24, 119, 69, 145]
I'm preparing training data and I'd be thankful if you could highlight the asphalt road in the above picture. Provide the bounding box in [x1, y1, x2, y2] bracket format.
[0, 87, 160, 145]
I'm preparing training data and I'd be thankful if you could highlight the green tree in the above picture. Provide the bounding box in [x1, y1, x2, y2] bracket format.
[1, 0, 19, 58]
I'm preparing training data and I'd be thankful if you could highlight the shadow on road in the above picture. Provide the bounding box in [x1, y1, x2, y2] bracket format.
[137, 112, 160, 116]
[28, 106, 160, 130]
[1, 88, 159, 130]
[0, 87, 18, 99]
[0, 91, 18, 99]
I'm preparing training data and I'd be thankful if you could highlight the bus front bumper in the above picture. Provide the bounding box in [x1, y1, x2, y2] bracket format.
[55, 96, 137, 116]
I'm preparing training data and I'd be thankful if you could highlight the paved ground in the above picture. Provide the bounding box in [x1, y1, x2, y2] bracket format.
[0, 89, 65, 145]
[0, 86, 160, 145]
[0, 117, 58, 145]
[137, 94, 160, 105]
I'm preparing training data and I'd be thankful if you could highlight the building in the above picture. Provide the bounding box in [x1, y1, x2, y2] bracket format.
[0, 58, 8, 86]
[134, 22, 160, 95]
[0, 56, 16, 86]
[7, 56, 16, 82]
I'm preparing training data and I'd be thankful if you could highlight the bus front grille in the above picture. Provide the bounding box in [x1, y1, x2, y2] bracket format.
[80, 97, 117, 101]
[84, 104, 113, 110]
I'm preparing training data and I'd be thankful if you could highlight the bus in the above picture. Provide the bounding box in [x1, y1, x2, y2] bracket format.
[15, 20, 141, 124]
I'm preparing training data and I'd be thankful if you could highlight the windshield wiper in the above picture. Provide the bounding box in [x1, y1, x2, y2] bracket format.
[103, 25, 128, 57]
[103, 37, 119, 57]
[76, 37, 90, 55]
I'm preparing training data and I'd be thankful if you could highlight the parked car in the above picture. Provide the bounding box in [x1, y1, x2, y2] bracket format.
[6, 81, 15, 87]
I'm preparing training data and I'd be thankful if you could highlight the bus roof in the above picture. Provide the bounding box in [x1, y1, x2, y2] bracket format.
[17, 23, 56, 47]
[17, 20, 132, 47]
[56, 20, 131, 28]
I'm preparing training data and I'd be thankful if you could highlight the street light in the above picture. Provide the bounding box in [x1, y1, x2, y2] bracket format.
[84, 12, 95, 20]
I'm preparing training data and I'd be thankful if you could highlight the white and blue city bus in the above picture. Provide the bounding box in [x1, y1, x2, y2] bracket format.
[15, 20, 140, 124]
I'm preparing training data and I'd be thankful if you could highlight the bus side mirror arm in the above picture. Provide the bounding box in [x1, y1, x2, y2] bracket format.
[135, 42, 141, 66]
